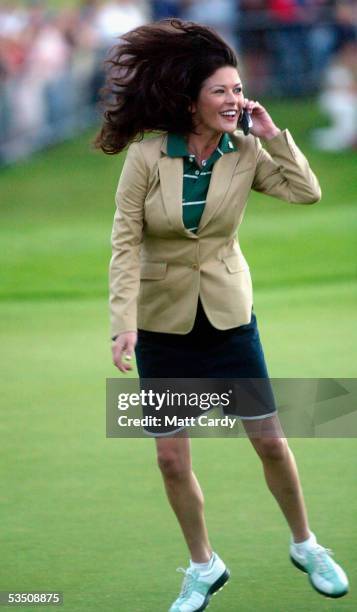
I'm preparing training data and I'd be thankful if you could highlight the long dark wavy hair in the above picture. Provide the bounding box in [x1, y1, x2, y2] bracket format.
[94, 19, 238, 154]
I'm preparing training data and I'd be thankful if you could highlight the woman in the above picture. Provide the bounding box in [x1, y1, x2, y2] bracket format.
[95, 19, 348, 612]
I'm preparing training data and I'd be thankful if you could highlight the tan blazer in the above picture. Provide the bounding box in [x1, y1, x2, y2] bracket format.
[109, 129, 321, 336]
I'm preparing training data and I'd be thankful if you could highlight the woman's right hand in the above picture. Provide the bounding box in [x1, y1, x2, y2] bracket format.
[112, 331, 138, 373]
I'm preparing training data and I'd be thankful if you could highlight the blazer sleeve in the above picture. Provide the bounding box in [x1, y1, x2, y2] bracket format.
[109, 142, 147, 337]
[252, 129, 322, 204]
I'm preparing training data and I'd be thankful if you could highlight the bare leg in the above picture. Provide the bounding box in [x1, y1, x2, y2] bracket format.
[156, 431, 212, 562]
[243, 415, 310, 542]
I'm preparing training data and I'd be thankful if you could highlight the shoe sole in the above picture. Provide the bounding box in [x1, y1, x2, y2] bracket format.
[290, 556, 348, 599]
[195, 568, 230, 612]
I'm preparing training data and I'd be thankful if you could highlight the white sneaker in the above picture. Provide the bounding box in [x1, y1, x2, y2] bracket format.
[290, 539, 349, 598]
[169, 552, 230, 612]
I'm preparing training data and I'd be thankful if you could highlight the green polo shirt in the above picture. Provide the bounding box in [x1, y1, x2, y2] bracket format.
[167, 132, 237, 233]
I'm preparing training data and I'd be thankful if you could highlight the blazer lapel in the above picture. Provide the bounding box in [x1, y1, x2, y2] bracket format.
[198, 151, 240, 232]
[158, 135, 241, 236]
[158, 155, 194, 236]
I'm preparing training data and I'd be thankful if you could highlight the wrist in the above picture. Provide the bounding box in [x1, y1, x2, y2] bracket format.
[111, 330, 137, 341]
[262, 127, 281, 141]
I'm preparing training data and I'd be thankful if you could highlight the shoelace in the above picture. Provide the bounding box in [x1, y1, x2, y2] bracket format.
[176, 567, 197, 598]
[310, 545, 335, 576]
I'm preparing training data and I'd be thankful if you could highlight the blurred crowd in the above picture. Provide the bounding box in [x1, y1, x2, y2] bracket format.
[0, 0, 356, 164]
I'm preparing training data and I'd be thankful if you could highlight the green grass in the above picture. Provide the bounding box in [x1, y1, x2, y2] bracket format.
[1, 100, 356, 611]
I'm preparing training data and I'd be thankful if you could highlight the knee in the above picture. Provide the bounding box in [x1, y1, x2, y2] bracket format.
[255, 437, 288, 462]
[157, 451, 190, 480]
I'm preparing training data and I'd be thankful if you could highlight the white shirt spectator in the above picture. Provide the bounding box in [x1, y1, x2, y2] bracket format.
[311, 42, 357, 151]
[94, 0, 148, 44]
[0, 5, 28, 38]
[27, 24, 71, 81]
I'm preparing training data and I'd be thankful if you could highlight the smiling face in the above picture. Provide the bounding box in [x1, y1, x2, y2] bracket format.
[191, 66, 244, 136]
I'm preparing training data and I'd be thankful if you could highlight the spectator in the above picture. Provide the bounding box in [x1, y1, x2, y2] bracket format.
[237, 0, 270, 96]
[94, 0, 149, 44]
[333, 0, 357, 51]
[181, 0, 239, 49]
[307, 0, 336, 93]
[151, 0, 182, 19]
[266, 0, 312, 96]
[311, 39, 357, 150]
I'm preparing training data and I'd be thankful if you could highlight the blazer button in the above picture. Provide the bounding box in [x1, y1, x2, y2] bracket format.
[192, 263, 199, 270]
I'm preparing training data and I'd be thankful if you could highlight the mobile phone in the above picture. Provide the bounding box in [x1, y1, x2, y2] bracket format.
[238, 109, 253, 136]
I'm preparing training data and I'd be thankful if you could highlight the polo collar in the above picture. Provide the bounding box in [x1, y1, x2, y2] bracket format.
[166, 133, 187, 157]
[220, 132, 238, 154]
[167, 132, 237, 158]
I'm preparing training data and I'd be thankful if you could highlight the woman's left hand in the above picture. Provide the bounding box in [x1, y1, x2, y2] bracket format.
[243, 99, 281, 140]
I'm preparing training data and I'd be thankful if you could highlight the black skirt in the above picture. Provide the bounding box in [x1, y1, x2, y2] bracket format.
[134, 299, 277, 430]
